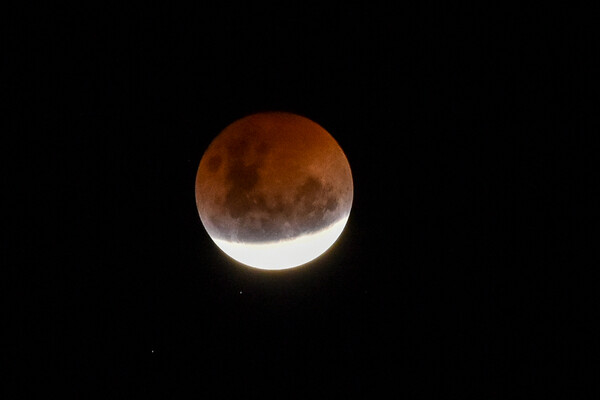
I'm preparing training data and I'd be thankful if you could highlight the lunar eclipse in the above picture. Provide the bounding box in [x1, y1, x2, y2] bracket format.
[195, 112, 353, 270]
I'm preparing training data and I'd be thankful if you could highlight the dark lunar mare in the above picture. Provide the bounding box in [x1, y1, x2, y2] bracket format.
[207, 138, 346, 243]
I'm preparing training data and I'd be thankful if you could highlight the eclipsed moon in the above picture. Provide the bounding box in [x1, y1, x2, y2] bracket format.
[195, 112, 353, 270]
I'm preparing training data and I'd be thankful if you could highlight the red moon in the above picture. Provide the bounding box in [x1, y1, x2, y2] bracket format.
[195, 112, 353, 270]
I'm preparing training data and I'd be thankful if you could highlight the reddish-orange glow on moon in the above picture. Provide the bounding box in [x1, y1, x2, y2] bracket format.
[195, 112, 353, 270]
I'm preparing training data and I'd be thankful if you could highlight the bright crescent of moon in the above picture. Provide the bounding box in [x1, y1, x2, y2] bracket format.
[213, 215, 349, 270]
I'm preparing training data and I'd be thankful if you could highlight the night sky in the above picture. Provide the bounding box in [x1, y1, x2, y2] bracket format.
[9, 3, 590, 398]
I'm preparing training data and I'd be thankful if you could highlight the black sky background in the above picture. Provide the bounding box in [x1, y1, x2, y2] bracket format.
[8, 3, 592, 398]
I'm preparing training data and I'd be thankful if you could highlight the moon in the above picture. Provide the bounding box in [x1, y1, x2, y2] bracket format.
[195, 112, 353, 270]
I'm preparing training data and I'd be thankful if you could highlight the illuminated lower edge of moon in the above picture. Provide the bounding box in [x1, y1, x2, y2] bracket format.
[211, 215, 350, 270]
